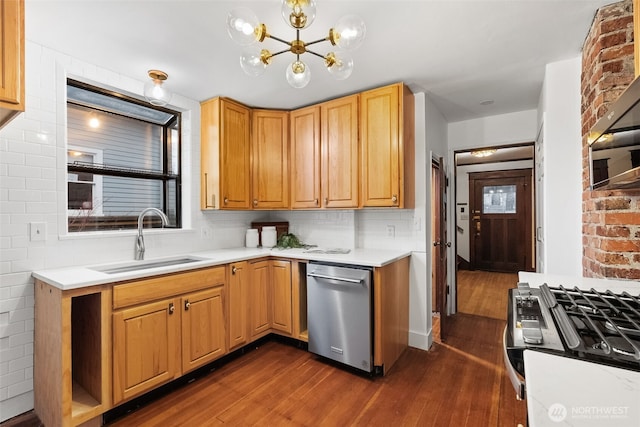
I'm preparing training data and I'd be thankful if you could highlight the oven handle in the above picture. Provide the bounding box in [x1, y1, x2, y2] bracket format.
[502, 327, 525, 401]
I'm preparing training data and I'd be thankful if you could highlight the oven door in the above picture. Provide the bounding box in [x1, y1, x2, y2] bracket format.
[503, 327, 526, 400]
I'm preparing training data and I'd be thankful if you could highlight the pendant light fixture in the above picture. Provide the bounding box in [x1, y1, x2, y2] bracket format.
[143, 70, 172, 106]
[227, 0, 366, 89]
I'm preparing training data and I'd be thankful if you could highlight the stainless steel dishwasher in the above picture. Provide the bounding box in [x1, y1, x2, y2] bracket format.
[307, 262, 373, 373]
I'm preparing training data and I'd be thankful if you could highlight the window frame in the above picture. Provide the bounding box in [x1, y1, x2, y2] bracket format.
[66, 79, 182, 232]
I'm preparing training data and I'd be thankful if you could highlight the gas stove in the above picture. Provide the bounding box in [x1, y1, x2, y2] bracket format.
[506, 282, 640, 376]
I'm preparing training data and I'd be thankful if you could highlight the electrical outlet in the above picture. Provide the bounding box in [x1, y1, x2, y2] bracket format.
[30, 222, 46, 241]
[386, 225, 395, 238]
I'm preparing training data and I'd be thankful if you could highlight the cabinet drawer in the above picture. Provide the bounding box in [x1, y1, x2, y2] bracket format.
[113, 267, 226, 309]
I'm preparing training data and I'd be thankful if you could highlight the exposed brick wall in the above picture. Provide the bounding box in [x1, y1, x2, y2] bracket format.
[581, 0, 640, 279]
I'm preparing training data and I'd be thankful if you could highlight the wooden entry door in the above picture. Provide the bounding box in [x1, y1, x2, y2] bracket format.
[469, 169, 533, 273]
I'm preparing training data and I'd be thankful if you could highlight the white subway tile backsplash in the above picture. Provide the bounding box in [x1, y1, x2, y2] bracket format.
[7, 378, 33, 399]
[9, 332, 32, 349]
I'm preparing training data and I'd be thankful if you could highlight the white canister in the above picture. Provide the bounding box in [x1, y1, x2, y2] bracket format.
[261, 226, 277, 248]
[245, 229, 259, 248]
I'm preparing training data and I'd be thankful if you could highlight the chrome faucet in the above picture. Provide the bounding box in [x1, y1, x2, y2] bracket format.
[135, 208, 169, 260]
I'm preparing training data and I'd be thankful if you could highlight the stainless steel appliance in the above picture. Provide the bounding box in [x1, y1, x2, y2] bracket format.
[589, 75, 640, 190]
[307, 262, 373, 373]
[504, 282, 640, 399]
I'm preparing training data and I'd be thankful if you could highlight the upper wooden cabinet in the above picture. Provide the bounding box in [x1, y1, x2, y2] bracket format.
[252, 109, 289, 209]
[290, 105, 321, 209]
[201, 97, 251, 210]
[320, 94, 360, 208]
[360, 83, 415, 208]
[0, 0, 25, 129]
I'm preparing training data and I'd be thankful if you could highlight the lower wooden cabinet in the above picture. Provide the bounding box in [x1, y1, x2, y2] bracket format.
[181, 287, 226, 373]
[112, 267, 227, 405]
[271, 260, 292, 334]
[249, 260, 272, 338]
[113, 298, 181, 404]
[228, 261, 249, 351]
[249, 259, 293, 338]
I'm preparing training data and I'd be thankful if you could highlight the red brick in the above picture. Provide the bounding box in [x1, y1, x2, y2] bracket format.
[603, 212, 640, 224]
[602, 60, 624, 73]
[595, 251, 630, 265]
[600, 238, 640, 252]
[594, 197, 631, 210]
[595, 225, 631, 237]
[601, 15, 634, 33]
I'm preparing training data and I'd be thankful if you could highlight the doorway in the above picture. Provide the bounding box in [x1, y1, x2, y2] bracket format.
[453, 144, 535, 315]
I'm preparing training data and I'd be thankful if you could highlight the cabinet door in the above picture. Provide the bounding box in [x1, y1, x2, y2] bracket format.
[360, 83, 415, 208]
[228, 261, 248, 350]
[181, 286, 226, 373]
[249, 260, 271, 338]
[220, 98, 251, 209]
[270, 260, 292, 334]
[252, 110, 289, 209]
[0, 0, 24, 128]
[113, 298, 180, 404]
[320, 94, 360, 208]
[290, 105, 321, 209]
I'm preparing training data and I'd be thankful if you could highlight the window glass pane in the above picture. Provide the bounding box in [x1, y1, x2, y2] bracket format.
[483, 185, 516, 214]
[66, 80, 181, 232]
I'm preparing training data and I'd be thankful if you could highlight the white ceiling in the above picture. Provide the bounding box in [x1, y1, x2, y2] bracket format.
[25, 0, 613, 122]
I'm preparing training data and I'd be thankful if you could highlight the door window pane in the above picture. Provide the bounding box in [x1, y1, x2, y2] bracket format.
[483, 185, 516, 214]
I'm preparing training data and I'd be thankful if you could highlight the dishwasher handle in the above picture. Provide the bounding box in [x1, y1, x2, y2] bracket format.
[308, 272, 364, 284]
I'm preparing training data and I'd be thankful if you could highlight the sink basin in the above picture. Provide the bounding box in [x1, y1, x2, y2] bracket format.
[92, 257, 205, 274]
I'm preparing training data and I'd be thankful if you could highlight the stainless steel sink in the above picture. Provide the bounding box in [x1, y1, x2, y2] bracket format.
[91, 257, 205, 274]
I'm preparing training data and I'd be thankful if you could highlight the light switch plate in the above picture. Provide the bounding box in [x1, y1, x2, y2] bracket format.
[30, 222, 46, 241]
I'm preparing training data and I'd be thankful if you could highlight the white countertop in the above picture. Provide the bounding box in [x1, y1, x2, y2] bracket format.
[32, 247, 412, 290]
[524, 350, 640, 427]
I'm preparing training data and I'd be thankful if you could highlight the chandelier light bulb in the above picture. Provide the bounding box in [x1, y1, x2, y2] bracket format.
[331, 15, 366, 50]
[240, 48, 269, 76]
[143, 70, 172, 107]
[281, 0, 316, 29]
[325, 51, 353, 80]
[227, 8, 261, 45]
[285, 60, 311, 88]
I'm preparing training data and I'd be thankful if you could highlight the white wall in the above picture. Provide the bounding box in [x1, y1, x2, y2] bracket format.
[537, 56, 583, 276]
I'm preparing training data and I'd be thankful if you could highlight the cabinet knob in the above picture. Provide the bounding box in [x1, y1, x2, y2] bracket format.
[324, 197, 328, 206]
[392, 194, 398, 204]
[224, 197, 229, 205]
[168, 302, 175, 314]
[232, 266, 237, 275]
[184, 300, 190, 311]
[253, 199, 258, 207]
[314, 198, 319, 206]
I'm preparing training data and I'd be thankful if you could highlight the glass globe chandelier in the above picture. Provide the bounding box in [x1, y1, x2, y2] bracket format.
[227, 0, 366, 89]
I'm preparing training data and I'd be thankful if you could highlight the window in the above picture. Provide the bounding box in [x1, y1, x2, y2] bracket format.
[482, 185, 516, 214]
[66, 80, 181, 232]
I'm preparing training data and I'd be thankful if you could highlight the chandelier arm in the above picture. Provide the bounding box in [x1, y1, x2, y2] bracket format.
[266, 34, 293, 46]
[304, 37, 331, 47]
[305, 49, 327, 60]
[270, 49, 292, 58]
